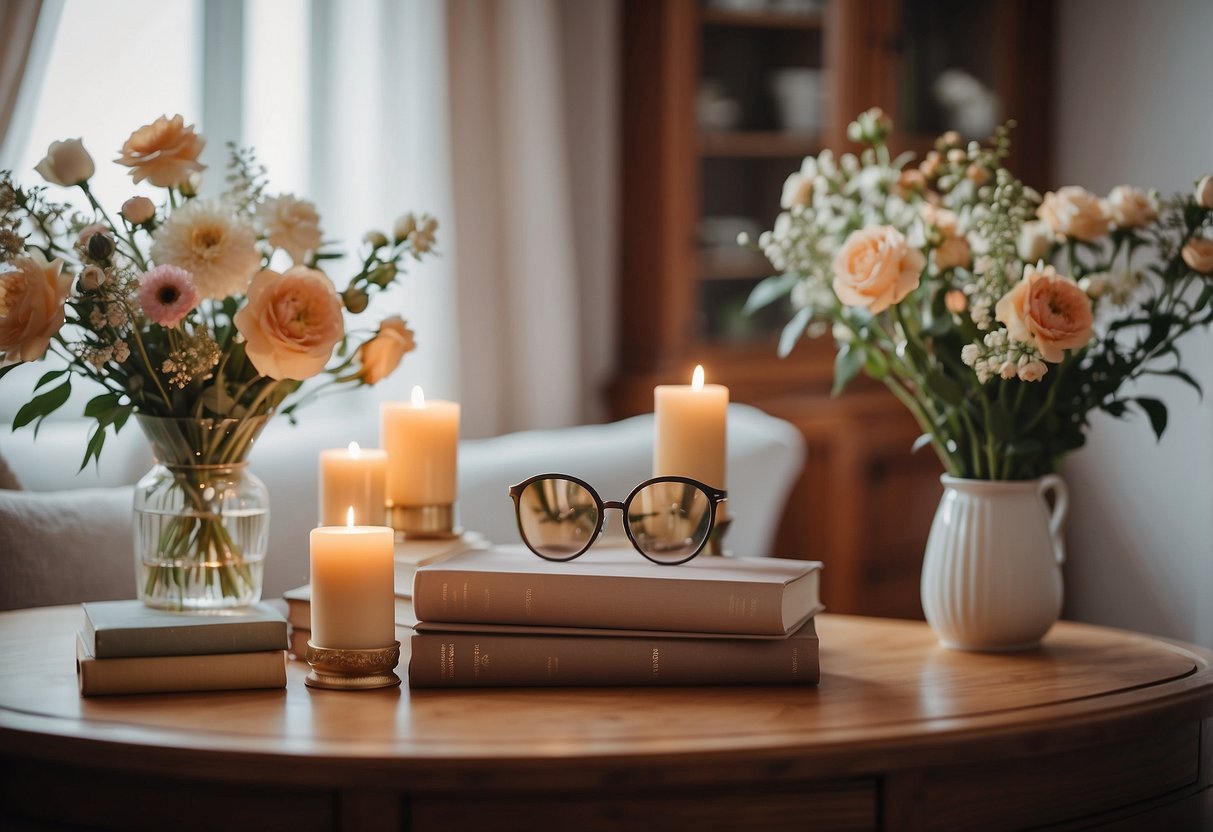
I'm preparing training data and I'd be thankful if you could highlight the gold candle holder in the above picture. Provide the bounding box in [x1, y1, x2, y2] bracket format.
[389, 502, 459, 539]
[304, 640, 401, 690]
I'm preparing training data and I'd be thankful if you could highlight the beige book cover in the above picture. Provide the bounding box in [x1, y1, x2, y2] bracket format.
[413, 545, 823, 635]
[82, 600, 288, 659]
[76, 632, 286, 696]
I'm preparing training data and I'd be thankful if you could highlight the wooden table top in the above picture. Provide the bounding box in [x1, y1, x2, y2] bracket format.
[2, 606, 1212, 791]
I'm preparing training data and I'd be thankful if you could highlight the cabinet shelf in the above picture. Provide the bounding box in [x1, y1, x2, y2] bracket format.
[699, 131, 820, 158]
[701, 8, 824, 30]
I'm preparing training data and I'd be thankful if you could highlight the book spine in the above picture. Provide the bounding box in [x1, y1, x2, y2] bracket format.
[408, 632, 819, 688]
[412, 571, 788, 635]
[77, 649, 287, 696]
[91, 621, 288, 659]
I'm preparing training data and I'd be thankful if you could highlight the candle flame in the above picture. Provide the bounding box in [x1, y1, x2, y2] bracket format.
[411, 385, 426, 407]
[692, 365, 705, 390]
[347, 441, 361, 457]
[346, 506, 355, 527]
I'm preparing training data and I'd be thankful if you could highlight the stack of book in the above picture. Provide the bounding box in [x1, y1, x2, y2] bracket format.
[407, 546, 824, 687]
[76, 600, 289, 696]
[284, 531, 486, 656]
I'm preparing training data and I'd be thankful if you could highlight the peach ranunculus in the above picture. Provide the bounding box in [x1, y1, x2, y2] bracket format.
[115, 115, 206, 188]
[34, 138, 94, 187]
[358, 316, 416, 384]
[0, 251, 72, 363]
[255, 195, 322, 264]
[831, 226, 926, 314]
[1105, 185, 1157, 229]
[995, 264, 1094, 363]
[1182, 237, 1213, 274]
[233, 266, 344, 380]
[1038, 186, 1109, 242]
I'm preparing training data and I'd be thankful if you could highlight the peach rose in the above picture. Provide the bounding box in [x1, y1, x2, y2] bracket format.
[1182, 238, 1213, 274]
[115, 115, 206, 188]
[255, 194, 322, 264]
[358, 316, 416, 384]
[1105, 185, 1156, 229]
[233, 266, 344, 380]
[1038, 186, 1109, 242]
[121, 196, 156, 225]
[934, 235, 971, 271]
[34, 138, 94, 187]
[832, 226, 926, 314]
[995, 264, 1094, 363]
[1196, 175, 1213, 210]
[0, 251, 71, 363]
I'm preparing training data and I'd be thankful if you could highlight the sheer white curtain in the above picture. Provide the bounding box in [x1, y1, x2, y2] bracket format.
[0, 0, 62, 168]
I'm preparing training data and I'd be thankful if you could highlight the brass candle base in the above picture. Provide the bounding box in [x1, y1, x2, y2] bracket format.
[389, 503, 459, 539]
[304, 640, 402, 690]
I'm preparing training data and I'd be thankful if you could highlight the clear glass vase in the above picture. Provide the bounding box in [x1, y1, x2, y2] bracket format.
[133, 415, 271, 610]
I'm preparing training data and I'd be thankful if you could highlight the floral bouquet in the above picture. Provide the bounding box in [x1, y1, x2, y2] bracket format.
[0, 114, 437, 607]
[745, 109, 1213, 482]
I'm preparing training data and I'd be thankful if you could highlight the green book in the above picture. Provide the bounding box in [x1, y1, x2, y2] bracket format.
[82, 600, 288, 659]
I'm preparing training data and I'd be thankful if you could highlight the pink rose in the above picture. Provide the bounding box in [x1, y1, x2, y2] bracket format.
[233, 266, 344, 380]
[995, 264, 1094, 363]
[1038, 186, 1109, 242]
[0, 251, 72, 363]
[1182, 238, 1213, 274]
[34, 138, 94, 187]
[832, 226, 926, 314]
[358, 316, 416, 384]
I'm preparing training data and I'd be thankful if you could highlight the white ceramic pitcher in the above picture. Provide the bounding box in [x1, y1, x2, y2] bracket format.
[920, 474, 1068, 651]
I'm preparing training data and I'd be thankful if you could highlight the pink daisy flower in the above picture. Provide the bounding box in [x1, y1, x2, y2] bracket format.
[138, 265, 198, 328]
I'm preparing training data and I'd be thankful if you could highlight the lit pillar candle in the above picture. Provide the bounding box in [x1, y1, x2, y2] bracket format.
[318, 442, 387, 526]
[381, 385, 460, 507]
[309, 509, 395, 649]
[654, 365, 729, 489]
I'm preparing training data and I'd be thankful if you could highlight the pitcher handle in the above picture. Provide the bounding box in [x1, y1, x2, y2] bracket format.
[1038, 474, 1068, 565]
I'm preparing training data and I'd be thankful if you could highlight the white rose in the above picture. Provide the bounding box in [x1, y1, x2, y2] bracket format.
[1018, 220, 1054, 263]
[1182, 238, 1213, 274]
[1196, 175, 1213, 210]
[34, 138, 94, 187]
[1105, 185, 1156, 229]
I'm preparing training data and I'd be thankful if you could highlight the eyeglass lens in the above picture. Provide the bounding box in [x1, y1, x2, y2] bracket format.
[517, 477, 713, 563]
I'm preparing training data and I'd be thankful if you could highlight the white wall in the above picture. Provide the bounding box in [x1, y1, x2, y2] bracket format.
[1055, 0, 1213, 647]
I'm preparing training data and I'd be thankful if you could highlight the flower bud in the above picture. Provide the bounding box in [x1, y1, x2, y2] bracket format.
[1196, 175, 1213, 210]
[79, 265, 107, 292]
[178, 172, 202, 197]
[363, 231, 389, 249]
[938, 130, 962, 150]
[121, 196, 156, 225]
[370, 262, 398, 288]
[87, 232, 116, 261]
[393, 213, 417, 243]
[342, 286, 369, 313]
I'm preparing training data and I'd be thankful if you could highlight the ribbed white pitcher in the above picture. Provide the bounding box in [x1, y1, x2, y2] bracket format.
[921, 475, 1068, 651]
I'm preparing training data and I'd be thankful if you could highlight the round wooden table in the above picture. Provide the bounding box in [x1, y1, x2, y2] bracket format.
[1, 607, 1211, 831]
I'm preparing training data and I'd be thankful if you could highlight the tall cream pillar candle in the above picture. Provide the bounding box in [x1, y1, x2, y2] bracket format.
[318, 442, 387, 526]
[381, 386, 460, 506]
[309, 511, 395, 649]
[653, 365, 729, 489]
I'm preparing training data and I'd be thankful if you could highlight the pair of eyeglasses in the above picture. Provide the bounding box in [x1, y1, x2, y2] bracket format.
[508, 473, 727, 565]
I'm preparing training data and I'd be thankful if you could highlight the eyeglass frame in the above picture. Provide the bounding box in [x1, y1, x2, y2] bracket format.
[508, 472, 727, 566]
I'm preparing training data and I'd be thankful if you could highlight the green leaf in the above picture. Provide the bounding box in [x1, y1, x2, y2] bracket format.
[1134, 397, 1168, 440]
[1103, 399, 1128, 418]
[1157, 368, 1203, 399]
[743, 273, 798, 315]
[925, 370, 964, 407]
[34, 369, 68, 391]
[12, 378, 71, 433]
[1194, 282, 1213, 313]
[1007, 438, 1044, 456]
[778, 307, 812, 358]
[79, 424, 106, 473]
[832, 344, 864, 396]
[83, 392, 121, 418]
[0, 363, 23, 383]
[987, 401, 1014, 441]
[864, 346, 889, 381]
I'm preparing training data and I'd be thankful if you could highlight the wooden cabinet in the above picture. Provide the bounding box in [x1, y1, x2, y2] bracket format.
[612, 0, 1052, 618]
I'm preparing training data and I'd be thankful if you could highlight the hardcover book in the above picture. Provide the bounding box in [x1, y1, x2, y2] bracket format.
[76, 632, 287, 696]
[408, 618, 820, 688]
[412, 546, 823, 636]
[82, 600, 288, 659]
[283, 585, 418, 632]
